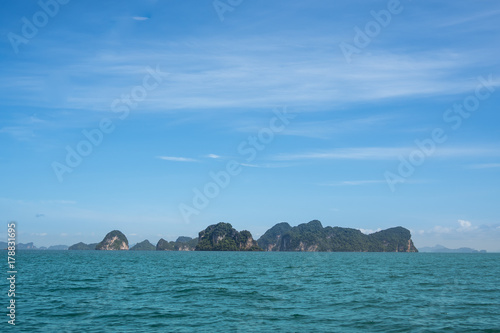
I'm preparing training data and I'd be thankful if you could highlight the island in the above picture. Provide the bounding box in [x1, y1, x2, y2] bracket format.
[196, 222, 262, 251]
[257, 220, 418, 252]
[95, 230, 129, 250]
[66, 220, 419, 252]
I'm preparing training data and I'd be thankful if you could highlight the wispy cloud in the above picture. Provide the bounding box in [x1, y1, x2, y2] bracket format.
[132, 16, 150, 21]
[274, 147, 500, 161]
[2, 36, 496, 112]
[205, 154, 221, 159]
[156, 156, 198, 162]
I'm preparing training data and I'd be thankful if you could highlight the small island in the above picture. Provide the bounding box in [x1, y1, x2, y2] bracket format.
[95, 230, 129, 250]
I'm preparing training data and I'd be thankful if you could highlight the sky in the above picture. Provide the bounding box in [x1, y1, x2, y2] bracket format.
[1, 0, 499, 251]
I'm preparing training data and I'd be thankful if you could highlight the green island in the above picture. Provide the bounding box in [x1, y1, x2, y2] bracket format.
[68, 220, 418, 252]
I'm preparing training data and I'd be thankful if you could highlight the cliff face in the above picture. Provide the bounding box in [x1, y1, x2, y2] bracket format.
[256, 222, 292, 251]
[95, 230, 129, 250]
[156, 236, 198, 251]
[257, 221, 418, 252]
[195, 222, 262, 251]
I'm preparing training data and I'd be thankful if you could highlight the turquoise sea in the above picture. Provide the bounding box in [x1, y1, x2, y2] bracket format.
[2, 251, 500, 332]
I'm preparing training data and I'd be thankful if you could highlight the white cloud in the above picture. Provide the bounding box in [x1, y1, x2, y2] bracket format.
[132, 16, 149, 21]
[205, 154, 221, 159]
[358, 228, 381, 235]
[156, 156, 198, 162]
[426, 220, 481, 235]
[457, 219, 477, 232]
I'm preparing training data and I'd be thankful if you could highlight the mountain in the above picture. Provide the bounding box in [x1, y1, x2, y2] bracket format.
[96, 230, 129, 250]
[0, 241, 7, 249]
[68, 242, 98, 250]
[195, 222, 262, 251]
[156, 236, 198, 251]
[130, 240, 156, 251]
[418, 245, 486, 253]
[257, 220, 418, 252]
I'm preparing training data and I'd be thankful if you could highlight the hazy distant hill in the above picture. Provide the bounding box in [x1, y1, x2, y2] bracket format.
[418, 245, 486, 253]
[17, 242, 37, 250]
[0, 242, 68, 250]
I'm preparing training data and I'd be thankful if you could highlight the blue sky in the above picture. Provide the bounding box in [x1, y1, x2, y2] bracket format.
[1, 0, 499, 251]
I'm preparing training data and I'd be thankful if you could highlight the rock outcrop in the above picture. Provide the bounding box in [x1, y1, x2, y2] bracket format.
[95, 230, 129, 250]
[195, 222, 262, 251]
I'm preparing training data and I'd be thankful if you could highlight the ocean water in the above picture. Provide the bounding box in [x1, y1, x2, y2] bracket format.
[2, 251, 500, 332]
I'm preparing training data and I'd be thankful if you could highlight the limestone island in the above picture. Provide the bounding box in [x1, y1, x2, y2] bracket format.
[69, 220, 418, 252]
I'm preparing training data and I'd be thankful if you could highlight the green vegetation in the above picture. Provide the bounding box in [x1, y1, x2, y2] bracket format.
[257, 220, 418, 252]
[129, 240, 156, 251]
[196, 222, 262, 251]
[156, 237, 198, 251]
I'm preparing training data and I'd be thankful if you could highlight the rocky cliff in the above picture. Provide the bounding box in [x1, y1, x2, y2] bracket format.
[95, 230, 129, 250]
[195, 222, 262, 251]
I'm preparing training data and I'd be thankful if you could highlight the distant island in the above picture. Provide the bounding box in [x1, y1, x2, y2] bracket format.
[418, 244, 487, 253]
[59, 220, 419, 252]
[0, 242, 69, 250]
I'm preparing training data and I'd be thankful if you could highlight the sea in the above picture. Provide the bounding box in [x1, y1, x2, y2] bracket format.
[2, 251, 500, 332]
